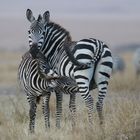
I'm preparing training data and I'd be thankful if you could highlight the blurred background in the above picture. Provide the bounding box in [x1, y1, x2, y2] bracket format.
[0, 0, 140, 87]
[0, 0, 140, 52]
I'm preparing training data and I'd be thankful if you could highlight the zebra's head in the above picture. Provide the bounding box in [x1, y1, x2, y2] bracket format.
[26, 9, 50, 48]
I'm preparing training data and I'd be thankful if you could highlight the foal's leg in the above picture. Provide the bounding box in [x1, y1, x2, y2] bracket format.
[28, 96, 37, 133]
[69, 94, 76, 127]
[55, 91, 63, 128]
[42, 92, 51, 129]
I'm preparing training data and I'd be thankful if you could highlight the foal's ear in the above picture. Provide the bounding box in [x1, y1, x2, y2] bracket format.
[43, 11, 50, 23]
[26, 9, 35, 22]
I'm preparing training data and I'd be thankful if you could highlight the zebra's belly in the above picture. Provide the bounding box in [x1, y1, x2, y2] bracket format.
[57, 57, 97, 90]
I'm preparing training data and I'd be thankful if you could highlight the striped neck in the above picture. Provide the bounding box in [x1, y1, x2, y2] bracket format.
[41, 22, 71, 65]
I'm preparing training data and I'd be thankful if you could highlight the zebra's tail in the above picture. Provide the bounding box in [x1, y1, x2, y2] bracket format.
[64, 38, 91, 69]
[63, 38, 103, 69]
[36, 95, 41, 104]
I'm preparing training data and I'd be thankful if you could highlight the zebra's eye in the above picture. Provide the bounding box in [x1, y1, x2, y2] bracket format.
[28, 30, 31, 34]
[42, 31, 45, 36]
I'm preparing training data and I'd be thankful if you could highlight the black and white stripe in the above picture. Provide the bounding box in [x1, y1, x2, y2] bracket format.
[18, 45, 78, 132]
[26, 9, 113, 125]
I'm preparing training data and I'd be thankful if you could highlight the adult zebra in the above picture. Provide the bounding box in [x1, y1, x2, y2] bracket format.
[26, 9, 113, 125]
[18, 45, 78, 133]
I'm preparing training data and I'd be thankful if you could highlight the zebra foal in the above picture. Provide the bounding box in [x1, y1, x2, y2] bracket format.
[30, 43, 78, 95]
[18, 45, 78, 133]
[26, 9, 113, 126]
[30, 44, 78, 127]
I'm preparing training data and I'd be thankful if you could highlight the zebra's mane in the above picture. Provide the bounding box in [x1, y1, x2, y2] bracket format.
[46, 21, 91, 68]
[47, 21, 72, 42]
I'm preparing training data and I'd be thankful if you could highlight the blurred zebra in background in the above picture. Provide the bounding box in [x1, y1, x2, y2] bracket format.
[26, 9, 113, 125]
[133, 48, 140, 75]
[112, 55, 125, 74]
[18, 45, 78, 133]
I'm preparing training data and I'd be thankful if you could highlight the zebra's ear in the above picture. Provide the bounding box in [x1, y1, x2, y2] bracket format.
[26, 9, 35, 22]
[43, 11, 50, 23]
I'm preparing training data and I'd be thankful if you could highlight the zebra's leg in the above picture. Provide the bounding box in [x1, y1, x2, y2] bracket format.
[84, 93, 94, 125]
[42, 92, 51, 129]
[28, 96, 37, 133]
[96, 81, 108, 125]
[95, 58, 113, 125]
[78, 86, 94, 125]
[74, 70, 94, 125]
[55, 91, 63, 128]
[69, 94, 76, 127]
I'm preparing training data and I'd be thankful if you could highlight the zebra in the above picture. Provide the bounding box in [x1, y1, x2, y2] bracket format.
[30, 43, 78, 95]
[26, 9, 113, 125]
[112, 55, 125, 74]
[133, 48, 140, 75]
[18, 44, 78, 133]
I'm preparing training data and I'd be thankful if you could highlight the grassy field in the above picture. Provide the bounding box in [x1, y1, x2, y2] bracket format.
[0, 52, 140, 140]
[0, 52, 21, 86]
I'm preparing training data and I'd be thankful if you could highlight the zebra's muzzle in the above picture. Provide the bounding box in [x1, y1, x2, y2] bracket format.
[29, 43, 40, 59]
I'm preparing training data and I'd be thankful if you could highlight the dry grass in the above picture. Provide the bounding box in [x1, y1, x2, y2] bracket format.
[0, 52, 140, 140]
[0, 51, 21, 86]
